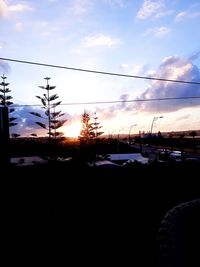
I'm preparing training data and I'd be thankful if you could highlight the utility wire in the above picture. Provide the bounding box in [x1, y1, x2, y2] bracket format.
[12, 95, 200, 108]
[1, 57, 200, 85]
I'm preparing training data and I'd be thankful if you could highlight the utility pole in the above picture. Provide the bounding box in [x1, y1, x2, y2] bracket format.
[0, 107, 10, 167]
[129, 124, 137, 144]
[150, 116, 163, 135]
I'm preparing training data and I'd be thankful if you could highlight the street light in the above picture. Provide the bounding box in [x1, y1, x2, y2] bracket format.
[150, 116, 163, 135]
[117, 128, 124, 152]
[129, 124, 137, 144]
[118, 127, 124, 140]
[108, 130, 115, 139]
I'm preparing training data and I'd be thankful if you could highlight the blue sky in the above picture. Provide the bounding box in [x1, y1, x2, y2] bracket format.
[0, 0, 200, 137]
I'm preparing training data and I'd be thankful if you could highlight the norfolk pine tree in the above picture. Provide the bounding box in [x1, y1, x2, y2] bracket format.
[30, 77, 67, 138]
[0, 74, 18, 132]
[79, 110, 95, 144]
[78, 110, 104, 161]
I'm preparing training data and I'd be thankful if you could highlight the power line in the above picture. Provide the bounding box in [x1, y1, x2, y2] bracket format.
[1, 57, 200, 85]
[12, 95, 200, 108]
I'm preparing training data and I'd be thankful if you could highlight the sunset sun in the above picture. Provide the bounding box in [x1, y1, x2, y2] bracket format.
[63, 123, 81, 138]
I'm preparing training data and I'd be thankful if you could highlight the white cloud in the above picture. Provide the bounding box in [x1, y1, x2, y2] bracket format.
[154, 26, 170, 37]
[119, 63, 150, 76]
[0, 0, 8, 17]
[66, 0, 92, 15]
[175, 10, 200, 22]
[83, 33, 121, 47]
[71, 48, 83, 55]
[189, 51, 200, 61]
[131, 64, 150, 75]
[0, 59, 10, 73]
[30, 20, 61, 37]
[104, 0, 125, 8]
[144, 26, 170, 38]
[134, 55, 200, 113]
[0, 40, 6, 49]
[15, 22, 23, 32]
[8, 3, 33, 13]
[119, 63, 129, 70]
[154, 9, 174, 18]
[175, 11, 187, 22]
[136, 0, 164, 20]
[0, 0, 33, 18]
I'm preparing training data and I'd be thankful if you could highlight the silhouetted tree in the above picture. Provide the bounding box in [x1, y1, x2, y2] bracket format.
[158, 131, 162, 138]
[189, 131, 197, 151]
[78, 111, 104, 161]
[30, 77, 67, 138]
[0, 74, 19, 136]
[79, 111, 104, 143]
[30, 133, 37, 137]
[168, 133, 174, 151]
[11, 133, 20, 138]
[189, 130, 197, 140]
[79, 110, 95, 144]
[93, 112, 104, 138]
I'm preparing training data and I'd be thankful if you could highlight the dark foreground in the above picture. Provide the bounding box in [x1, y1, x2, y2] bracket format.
[4, 161, 200, 266]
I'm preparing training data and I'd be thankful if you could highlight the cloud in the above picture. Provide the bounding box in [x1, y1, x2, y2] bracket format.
[119, 63, 150, 76]
[10, 106, 39, 136]
[175, 11, 187, 22]
[0, 0, 8, 17]
[15, 22, 23, 32]
[119, 94, 129, 109]
[133, 55, 200, 113]
[143, 26, 170, 38]
[154, 9, 174, 18]
[0, 59, 10, 73]
[177, 114, 191, 121]
[136, 0, 164, 20]
[104, 0, 125, 8]
[95, 104, 120, 121]
[189, 51, 200, 61]
[175, 3, 200, 22]
[83, 33, 121, 48]
[66, 0, 92, 15]
[91, 94, 134, 122]
[8, 3, 33, 13]
[0, 0, 33, 18]
[10, 105, 71, 137]
[175, 10, 200, 22]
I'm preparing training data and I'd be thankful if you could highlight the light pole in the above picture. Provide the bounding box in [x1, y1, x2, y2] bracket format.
[108, 130, 115, 139]
[150, 116, 163, 135]
[129, 124, 137, 144]
[118, 127, 124, 140]
[117, 127, 124, 152]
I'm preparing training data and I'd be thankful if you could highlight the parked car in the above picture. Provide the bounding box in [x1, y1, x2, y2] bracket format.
[169, 151, 183, 161]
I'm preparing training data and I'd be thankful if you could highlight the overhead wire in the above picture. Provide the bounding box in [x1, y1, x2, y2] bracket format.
[1, 57, 200, 108]
[12, 96, 200, 108]
[1, 57, 200, 85]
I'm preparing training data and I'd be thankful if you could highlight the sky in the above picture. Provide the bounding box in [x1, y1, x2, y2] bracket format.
[0, 0, 200, 137]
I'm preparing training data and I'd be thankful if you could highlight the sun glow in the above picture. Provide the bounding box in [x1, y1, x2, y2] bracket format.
[63, 123, 81, 138]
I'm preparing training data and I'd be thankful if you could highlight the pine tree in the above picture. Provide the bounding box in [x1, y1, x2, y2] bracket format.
[0, 74, 18, 128]
[79, 111, 104, 143]
[93, 112, 104, 138]
[79, 110, 95, 144]
[30, 77, 67, 138]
